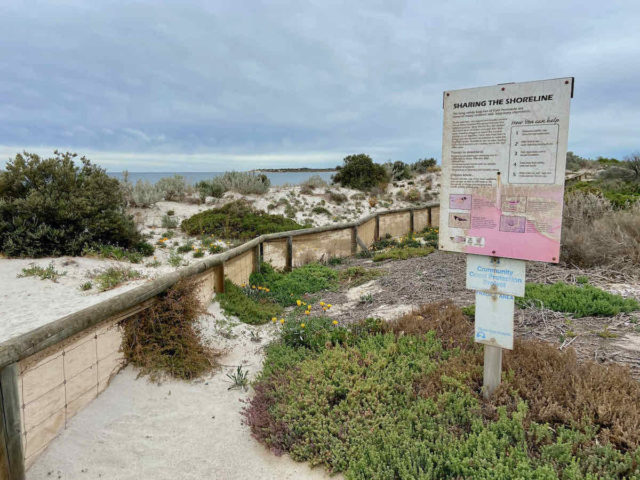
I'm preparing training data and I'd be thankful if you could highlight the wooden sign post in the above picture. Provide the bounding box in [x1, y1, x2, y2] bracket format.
[439, 78, 573, 396]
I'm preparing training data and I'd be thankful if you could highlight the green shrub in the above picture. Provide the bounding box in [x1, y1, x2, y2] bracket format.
[0, 151, 140, 257]
[177, 241, 194, 253]
[518, 282, 639, 317]
[79, 281, 92, 291]
[121, 175, 162, 207]
[338, 266, 384, 287]
[411, 157, 437, 173]
[373, 245, 434, 262]
[18, 262, 65, 281]
[420, 226, 439, 247]
[181, 201, 303, 239]
[249, 262, 338, 306]
[300, 175, 328, 191]
[83, 243, 152, 263]
[311, 206, 331, 216]
[244, 301, 640, 479]
[205, 171, 271, 195]
[216, 280, 282, 325]
[122, 278, 215, 380]
[156, 174, 187, 201]
[332, 154, 389, 191]
[92, 266, 143, 291]
[161, 214, 179, 229]
[195, 179, 226, 201]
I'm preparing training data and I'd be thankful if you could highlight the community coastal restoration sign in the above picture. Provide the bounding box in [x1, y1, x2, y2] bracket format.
[439, 77, 574, 263]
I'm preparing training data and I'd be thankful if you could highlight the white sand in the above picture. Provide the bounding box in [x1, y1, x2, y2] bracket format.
[27, 302, 337, 480]
[1, 174, 439, 345]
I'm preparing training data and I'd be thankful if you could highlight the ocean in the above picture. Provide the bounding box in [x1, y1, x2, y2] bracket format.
[107, 171, 335, 187]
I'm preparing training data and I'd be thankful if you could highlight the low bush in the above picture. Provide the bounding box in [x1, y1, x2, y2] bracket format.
[92, 266, 143, 291]
[205, 171, 271, 195]
[411, 157, 437, 173]
[561, 192, 640, 269]
[18, 263, 65, 281]
[0, 151, 141, 257]
[83, 243, 153, 263]
[249, 262, 338, 307]
[332, 154, 389, 191]
[216, 279, 282, 325]
[519, 282, 639, 317]
[420, 226, 439, 248]
[121, 175, 163, 207]
[245, 300, 640, 479]
[161, 214, 179, 229]
[122, 278, 215, 380]
[311, 206, 331, 216]
[156, 174, 187, 201]
[300, 175, 328, 191]
[195, 179, 226, 201]
[327, 190, 348, 204]
[181, 201, 303, 239]
[373, 245, 434, 262]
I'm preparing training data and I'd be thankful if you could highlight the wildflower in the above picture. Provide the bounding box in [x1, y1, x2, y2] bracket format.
[241, 284, 246, 288]
[271, 317, 277, 323]
[327, 304, 332, 309]
[332, 320, 338, 325]
[252, 286, 256, 289]
[279, 318, 285, 324]
[265, 288, 270, 292]
[320, 302, 325, 306]
[296, 300, 302, 306]
[300, 323, 305, 328]
[322, 307, 327, 312]
[305, 310, 310, 315]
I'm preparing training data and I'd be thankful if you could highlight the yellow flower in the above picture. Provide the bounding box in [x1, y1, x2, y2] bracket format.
[327, 304, 332, 309]
[241, 284, 246, 288]
[305, 310, 310, 315]
[300, 323, 306, 328]
[265, 288, 270, 292]
[296, 300, 302, 306]
[251, 286, 256, 289]
[319, 302, 325, 306]
[271, 317, 277, 323]
[322, 307, 327, 312]
[279, 318, 285, 324]
[332, 320, 338, 325]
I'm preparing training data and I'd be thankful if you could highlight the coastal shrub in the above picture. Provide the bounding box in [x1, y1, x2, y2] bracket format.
[0, 151, 140, 257]
[205, 171, 271, 195]
[129, 179, 163, 207]
[195, 179, 226, 201]
[389, 160, 412, 181]
[92, 266, 143, 291]
[332, 154, 389, 191]
[562, 192, 640, 268]
[249, 262, 338, 307]
[156, 174, 187, 201]
[216, 279, 282, 325]
[122, 278, 215, 380]
[18, 262, 65, 282]
[311, 206, 331, 216]
[181, 201, 303, 239]
[244, 301, 640, 479]
[420, 226, 439, 248]
[300, 175, 328, 192]
[518, 282, 639, 317]
[161, 214, 178, 229]
[411, 157, 437, 173]
[373, 245, 434, 262]
[82, 244, 149, 263]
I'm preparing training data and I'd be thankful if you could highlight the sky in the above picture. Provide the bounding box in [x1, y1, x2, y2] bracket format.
[1, 1, 639, 171]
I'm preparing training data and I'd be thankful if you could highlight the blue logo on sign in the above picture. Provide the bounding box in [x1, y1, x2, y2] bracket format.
[476, 331, 486, 339]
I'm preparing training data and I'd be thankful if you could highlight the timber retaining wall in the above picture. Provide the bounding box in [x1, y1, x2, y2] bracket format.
[0, 202, 439, 479]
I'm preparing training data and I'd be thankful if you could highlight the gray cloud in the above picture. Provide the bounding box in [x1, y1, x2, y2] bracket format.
[0, 0, 638, 170]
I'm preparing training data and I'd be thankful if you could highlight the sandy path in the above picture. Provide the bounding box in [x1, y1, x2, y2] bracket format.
[27, 304, 335, 480]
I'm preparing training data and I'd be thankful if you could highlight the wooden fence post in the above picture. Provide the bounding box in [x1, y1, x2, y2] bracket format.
[351, 227, 357, 255]
[374, 215, 380, 242]
[214, 264, 225, 293]
[0, 363, 25, 480]
[409, 209, 414, 235]
[286, 236, 293, 272]
[427, 206, 433, 228]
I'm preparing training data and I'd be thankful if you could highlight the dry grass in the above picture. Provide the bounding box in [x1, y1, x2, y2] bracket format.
[562, 192, 640, 270]
[122, 278, 217, 381]
[390, 301, 640, 452]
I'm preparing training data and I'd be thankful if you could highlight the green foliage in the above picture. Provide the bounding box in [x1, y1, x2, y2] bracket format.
[519, 282, 639, 317]
[195, 179, 226, 201]
[461, 305, 475, 317]
[181, 201, 303, 239]
[202, 171, 271, 196]
[217, 280, 283, 325]
[332, 154, 390, 191]
[373, 245, 434, 262]
[246, 307, 640, 479]
[389, 160, 412, 181]
[177, 241, 194, 253]
[226, 365, 250, 391]
[0, 151, 141, 257]
[411, 157, 437, 173]
[338, 266, 384, 287]
[327, 191, 348, 204]
[121, 175, 162, 207]
[168, 250, 184, 267]
[250, 262, 338, 306]
[420, 226, 439, 248]
[155, 174, 187, 201]
[79, 281, 92, 291]
[311, 206, 331, 216]
[18, 262, 65, 281]
[92, 266, 143, 291]
[161, 214, 179, 229]
[82, 243, 154, 263]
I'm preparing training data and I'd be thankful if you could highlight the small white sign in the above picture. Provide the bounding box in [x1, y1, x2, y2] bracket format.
[466, 254, 525, 297]
[474, 291, 514, 350]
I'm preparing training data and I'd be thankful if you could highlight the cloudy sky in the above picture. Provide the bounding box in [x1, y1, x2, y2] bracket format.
[1, 1, 638, 171]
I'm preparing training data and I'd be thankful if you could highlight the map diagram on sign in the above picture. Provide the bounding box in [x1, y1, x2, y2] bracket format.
[439, 77, 573, 263]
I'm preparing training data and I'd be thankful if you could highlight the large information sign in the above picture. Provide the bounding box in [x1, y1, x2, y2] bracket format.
[439, 77, 573, 263]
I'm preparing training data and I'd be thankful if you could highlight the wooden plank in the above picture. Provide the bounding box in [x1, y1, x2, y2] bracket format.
[214, 264, 225, 294]
[0, 364, 25, 480]
[350, 227, 357, 255]
[374, 215, 380, 242]
[286, 236, 293, 272]
[482, 345, 502, 399]
[409, 209, 414, 234]
[428, 206, 433, 228]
